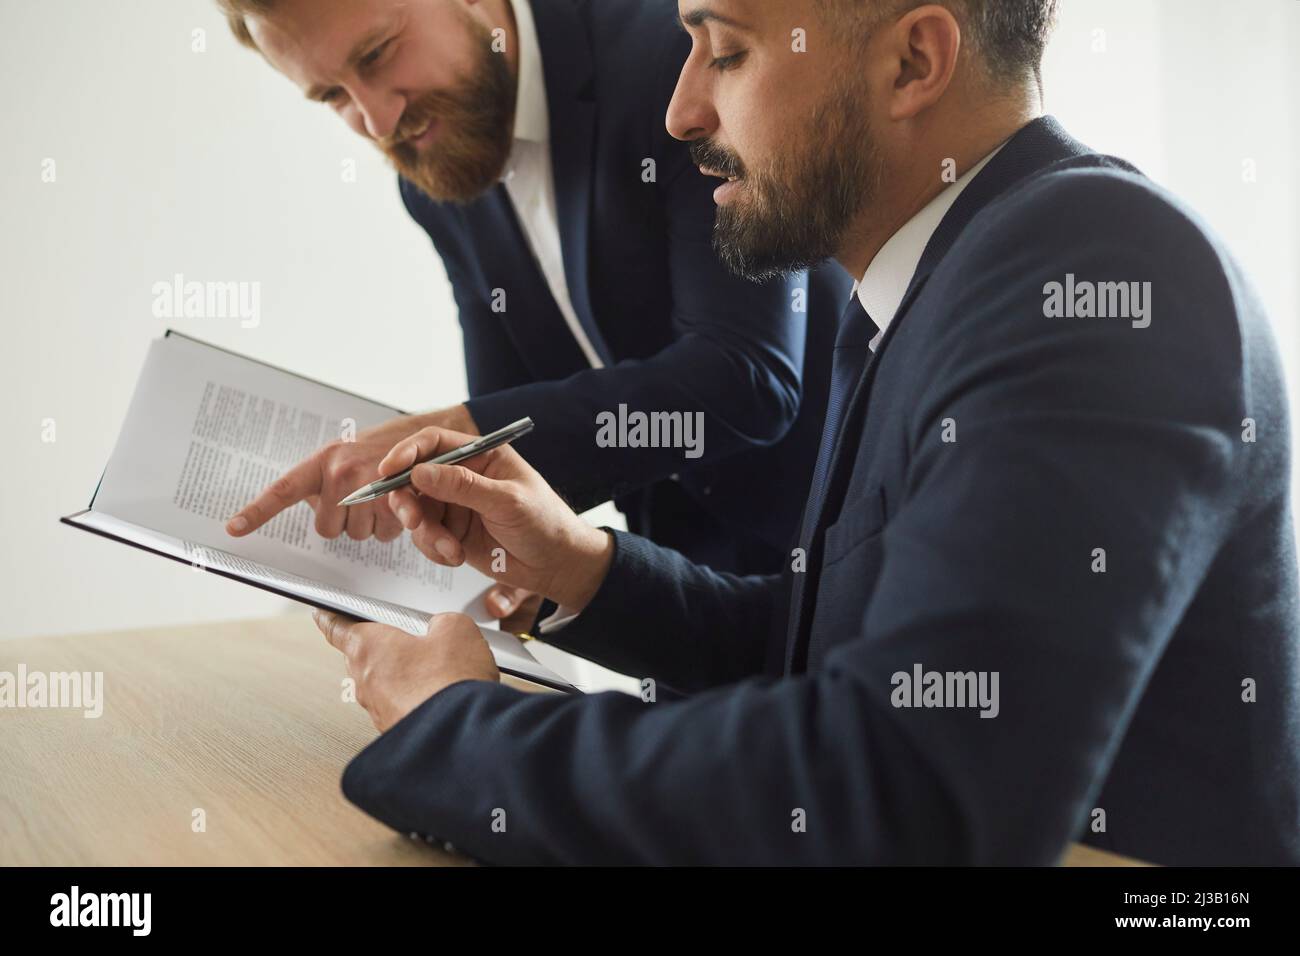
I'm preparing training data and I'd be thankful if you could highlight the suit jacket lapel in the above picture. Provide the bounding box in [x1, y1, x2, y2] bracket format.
[783, 116, 1095, 673]
[465, 186, 593, 378]
[531, 0, 611, 364]
[782, 323, 894, 674]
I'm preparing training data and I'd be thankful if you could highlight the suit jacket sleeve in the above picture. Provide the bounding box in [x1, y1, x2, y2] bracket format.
[536, 529, 785, 693]
[343, 170, 1247, 865]
[400, 181, 538, 398]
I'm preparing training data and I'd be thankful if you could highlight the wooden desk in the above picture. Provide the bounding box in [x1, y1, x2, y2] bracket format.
[0, 616, 1143, 866]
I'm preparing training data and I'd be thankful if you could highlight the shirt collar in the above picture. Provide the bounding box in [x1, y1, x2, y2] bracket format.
[854, 142, 1007, 333]
[507, 0, 548, 145]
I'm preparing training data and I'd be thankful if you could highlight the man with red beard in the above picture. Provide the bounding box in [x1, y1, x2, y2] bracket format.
[219, 0, 852, 611]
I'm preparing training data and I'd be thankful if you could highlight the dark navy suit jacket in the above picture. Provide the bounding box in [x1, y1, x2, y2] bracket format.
[399, 0, 851, 574]
[346, 117, 1300, 865]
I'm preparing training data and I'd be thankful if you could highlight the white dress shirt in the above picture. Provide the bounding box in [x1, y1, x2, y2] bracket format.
[501, 0, 604, 370]
[854, 142, 1006, 351]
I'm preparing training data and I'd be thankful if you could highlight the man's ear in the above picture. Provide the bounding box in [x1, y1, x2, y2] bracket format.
[883, 4, 962, 121]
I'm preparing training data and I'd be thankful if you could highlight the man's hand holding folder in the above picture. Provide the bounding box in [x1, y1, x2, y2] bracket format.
[379, 426, 616, 613]
[313, 606, 501, 733]
[309, 424, 615, 730]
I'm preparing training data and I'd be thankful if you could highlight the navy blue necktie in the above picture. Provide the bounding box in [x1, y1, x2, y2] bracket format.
[803, 295, 880, 534]
[783, 294, 880, 673]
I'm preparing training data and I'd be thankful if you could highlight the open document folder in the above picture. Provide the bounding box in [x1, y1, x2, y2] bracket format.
[62, 331, 575, 693]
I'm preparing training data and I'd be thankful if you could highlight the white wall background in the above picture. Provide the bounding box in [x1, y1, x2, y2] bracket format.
[1, 0, 1297, 640]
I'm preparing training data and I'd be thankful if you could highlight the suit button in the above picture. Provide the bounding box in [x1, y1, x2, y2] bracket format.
[443, 841, 457, 854]
[408, 831, 422, 841]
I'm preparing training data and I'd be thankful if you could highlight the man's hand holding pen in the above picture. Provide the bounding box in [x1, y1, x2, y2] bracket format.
[381, 426, 615, 618]
[309, 424, 615, 733]
[224, 406, 541, 624]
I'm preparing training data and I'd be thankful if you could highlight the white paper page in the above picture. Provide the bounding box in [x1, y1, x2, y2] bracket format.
[67, 511, 574, 692]
[92, 334, 494, 620]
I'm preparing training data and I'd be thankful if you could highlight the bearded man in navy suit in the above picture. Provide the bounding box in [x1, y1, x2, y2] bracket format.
[219, 0, 852, 601]
[312, 0, 1298, 865]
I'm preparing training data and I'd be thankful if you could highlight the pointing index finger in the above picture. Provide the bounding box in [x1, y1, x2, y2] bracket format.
[226, 457, 322, 536]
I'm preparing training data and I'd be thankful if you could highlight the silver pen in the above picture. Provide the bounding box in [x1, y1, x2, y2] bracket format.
[337, 417, 534, 507]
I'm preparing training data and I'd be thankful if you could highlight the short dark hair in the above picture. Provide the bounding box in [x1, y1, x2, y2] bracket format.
[964, 0, 1059, 82]
[820, 0, 1060, 85]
